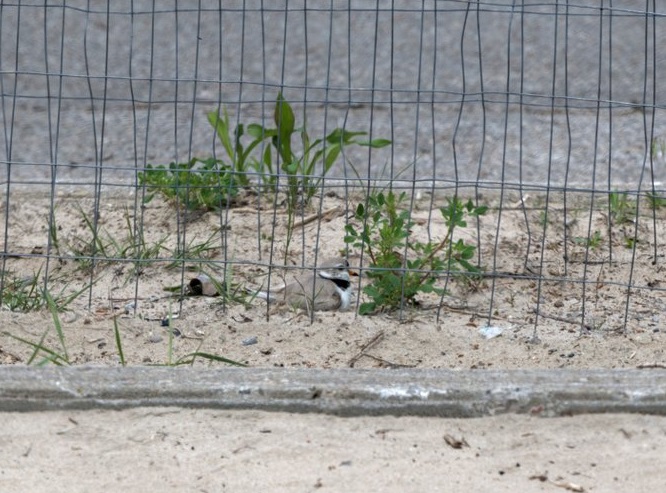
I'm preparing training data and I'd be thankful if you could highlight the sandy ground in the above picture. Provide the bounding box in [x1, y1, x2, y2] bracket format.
[0, 408, 664, 492]
[1, 189, 665, 369]
[2, 190, 666, 491]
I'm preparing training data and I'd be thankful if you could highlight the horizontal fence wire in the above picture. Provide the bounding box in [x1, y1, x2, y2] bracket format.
[0, 1, 665, 339]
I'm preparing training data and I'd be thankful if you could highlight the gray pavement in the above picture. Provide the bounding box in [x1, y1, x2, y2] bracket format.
[1, 0, 666, 191]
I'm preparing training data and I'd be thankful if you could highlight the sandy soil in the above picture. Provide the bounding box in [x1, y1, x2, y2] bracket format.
[1, 189, 665, 491]
[1, 189, 664, 369]
[1, 408, 665, 492]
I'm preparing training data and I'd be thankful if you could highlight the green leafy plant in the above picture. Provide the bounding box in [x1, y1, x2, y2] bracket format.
[207, 107, 275, 190]
[260, 92, 391, 210]
[609, 190, 635, 225]
[248, 92, 391, 258]
[344, 191, 487, 314]
[139, 157, 239, 211]
[141, 92, 390, 221]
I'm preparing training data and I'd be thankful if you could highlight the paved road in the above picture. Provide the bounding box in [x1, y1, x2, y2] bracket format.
[1, 0, 665, 191]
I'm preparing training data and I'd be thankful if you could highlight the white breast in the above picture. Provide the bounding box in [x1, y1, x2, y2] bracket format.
[335, 285, 353, 311]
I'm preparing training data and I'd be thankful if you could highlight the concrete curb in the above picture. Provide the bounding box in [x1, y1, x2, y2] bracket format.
[1, 367, 665, 417]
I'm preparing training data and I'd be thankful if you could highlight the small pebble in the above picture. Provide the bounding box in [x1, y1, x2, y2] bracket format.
[479, 326, 504, 339]
[148, 334, 163, 343]
[242, 336, 258, 346]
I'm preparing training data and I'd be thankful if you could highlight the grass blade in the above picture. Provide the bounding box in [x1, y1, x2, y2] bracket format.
[5, 332, 68, 366]
[112, 316, 126, 367]
[175, 351, 246, 367]
[44, 289, 69, 363]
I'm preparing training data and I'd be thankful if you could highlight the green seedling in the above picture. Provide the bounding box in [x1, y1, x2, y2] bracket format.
[573, 230, 602, 250]
[624, 236, 638, 249]
[345, 191, 487, 314]
[207, 107, 272, 190]
[139, 157, 239, 211]
[651, 137, 665, 161]
[166, 228, 223, 270]
[647, 192, 666, 210]
[609, 190, 635, 225]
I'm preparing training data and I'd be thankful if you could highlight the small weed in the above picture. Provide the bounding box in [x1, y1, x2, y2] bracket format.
[201, 267, 250, 307]
[573, 230, 602, 249]
[48, 208, 62, 256]
[1, 274, 44, 312]
[538, 210, 549, 228]
[139, 157, 239, 211]
[166, 228, 223, 270]
[651, 137, 665, 161]
[345, 191, 487, 314]
[140, 93, 390, 264]
[66, 205, 169, 274]
[4, 289, 71, 366]
[1, 270, 90, 313]
[624, 236, 638, 249]
[647, 192, 666, 210]
[609, 190, 635, 225]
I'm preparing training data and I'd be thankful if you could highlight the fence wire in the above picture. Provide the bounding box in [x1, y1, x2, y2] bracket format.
[1, 1, 665, 336]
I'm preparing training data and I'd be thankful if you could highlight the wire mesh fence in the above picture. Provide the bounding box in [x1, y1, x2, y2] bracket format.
[1, 0, 665, 358]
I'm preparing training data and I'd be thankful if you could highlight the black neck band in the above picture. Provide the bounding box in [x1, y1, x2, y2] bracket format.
[327, 278, 350, 290]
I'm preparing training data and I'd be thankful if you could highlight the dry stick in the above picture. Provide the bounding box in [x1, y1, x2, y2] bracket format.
[360, 353, 417, 369]
[532, 308, 595, 331]
[292, 206, 342, 229]
[636, 362, 666, 369]
[348, 331, 385, 367]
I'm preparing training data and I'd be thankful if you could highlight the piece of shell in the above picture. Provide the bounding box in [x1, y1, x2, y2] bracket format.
[189, 274, 219, 296]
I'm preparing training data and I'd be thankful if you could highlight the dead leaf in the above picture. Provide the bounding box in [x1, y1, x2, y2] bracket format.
[443, 433, 469, 449]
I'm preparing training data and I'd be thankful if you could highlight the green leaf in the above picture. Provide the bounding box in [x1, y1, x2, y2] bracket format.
[262, 145, 273, 173]
[357, 138, 392, 148]
[246, 123, 275, 139]
[274, 92, 295, 164]
[207, 109, 234, 159]
[355, 203, 365, 218]
[359, 302, 376, 315]
[322, 144, 341, 173]
[326, 128, 367, 144]
[282, 161, 298, 175]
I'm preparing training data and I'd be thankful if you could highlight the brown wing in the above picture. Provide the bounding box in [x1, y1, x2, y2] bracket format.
[284, 275, 341, 312]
